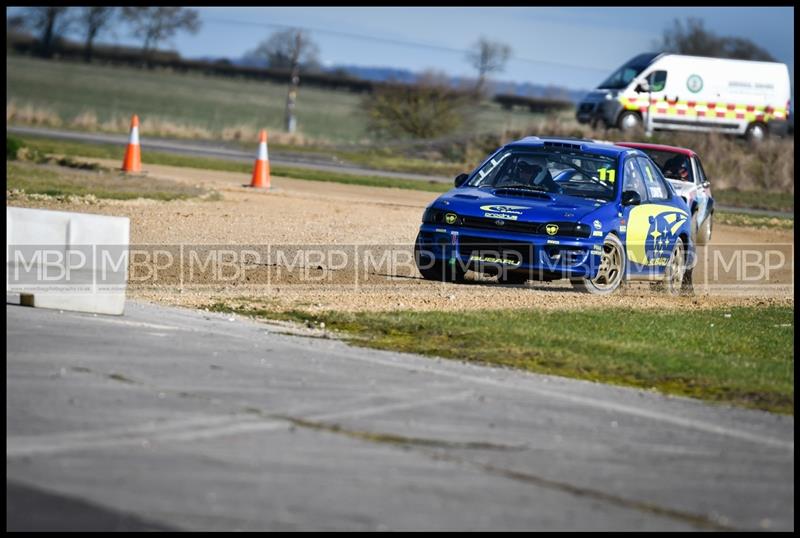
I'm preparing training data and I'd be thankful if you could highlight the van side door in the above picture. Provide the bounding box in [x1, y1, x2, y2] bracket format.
[639, 70, 669, 128]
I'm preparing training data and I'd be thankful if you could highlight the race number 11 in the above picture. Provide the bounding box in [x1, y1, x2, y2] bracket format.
[598, 168, 616, 183]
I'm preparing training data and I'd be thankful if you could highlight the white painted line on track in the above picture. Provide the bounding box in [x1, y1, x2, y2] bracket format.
[77, 316, 181, 331]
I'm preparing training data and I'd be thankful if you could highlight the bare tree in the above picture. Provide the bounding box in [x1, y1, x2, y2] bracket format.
[122, 7, 201, 66]
[76, 7, 117, 63]
[659, 18, 776, 61]
[466, 37, 512, 95]
[18, 7, 74, 58]
[247, 28, 320, 70]
[248, 28, 320, 133]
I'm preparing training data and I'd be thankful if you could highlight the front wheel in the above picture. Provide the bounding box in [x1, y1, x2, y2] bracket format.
[414, 233, 466, 283]
[571, 233, 626, 295]
[618, 111, 642, 132]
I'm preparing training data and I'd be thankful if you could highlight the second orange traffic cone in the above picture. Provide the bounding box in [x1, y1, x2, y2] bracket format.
[121, 114, 142, 173]
[249, 129, 271, 189]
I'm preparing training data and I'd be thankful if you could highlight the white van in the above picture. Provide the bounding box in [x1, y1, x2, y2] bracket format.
[576, 52, 791, 141]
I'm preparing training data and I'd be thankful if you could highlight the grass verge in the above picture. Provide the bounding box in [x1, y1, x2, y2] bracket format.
[714, 188, 794, 213]
[205, 302, 794, 415]
[716, 211, 793, 231]
[7, 160, 214, 201]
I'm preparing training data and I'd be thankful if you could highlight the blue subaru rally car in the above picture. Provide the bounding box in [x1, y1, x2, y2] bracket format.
[414, 137, 694, 295]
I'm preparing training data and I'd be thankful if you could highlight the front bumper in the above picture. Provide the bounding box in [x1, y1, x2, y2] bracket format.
[575, 99, 622, 126]
[417, 224, 604, 279]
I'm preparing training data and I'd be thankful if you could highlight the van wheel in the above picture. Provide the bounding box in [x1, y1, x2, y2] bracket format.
[745, 122, 768, 143]
[618, 111, 642, 132]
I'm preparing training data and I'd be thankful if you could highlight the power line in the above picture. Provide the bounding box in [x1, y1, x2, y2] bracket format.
[205, 17, 613, 73]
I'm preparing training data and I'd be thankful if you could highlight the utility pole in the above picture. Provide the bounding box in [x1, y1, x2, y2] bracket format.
[284, 31, 302, 134]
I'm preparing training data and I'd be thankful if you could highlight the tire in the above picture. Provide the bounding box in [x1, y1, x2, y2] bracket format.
[696, 212, 713, 246]
[662, 237, 693, 296]
[414, 233, 466, 283]
[571, 233, 626, 295]
[617, 111, 642, 132]
[745, 122, 768, 144]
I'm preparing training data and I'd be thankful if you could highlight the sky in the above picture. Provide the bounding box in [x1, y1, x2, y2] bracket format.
[7, 6, 795, 92]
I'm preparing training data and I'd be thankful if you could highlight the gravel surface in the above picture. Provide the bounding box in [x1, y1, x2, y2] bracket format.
[8, 159, 794, 313]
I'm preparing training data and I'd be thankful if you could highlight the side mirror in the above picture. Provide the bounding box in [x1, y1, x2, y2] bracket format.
[622, 190, 641, 206]
[634, 80, 650, 93]
[454, 173, 469, 187]
[701, 180, 710, 189]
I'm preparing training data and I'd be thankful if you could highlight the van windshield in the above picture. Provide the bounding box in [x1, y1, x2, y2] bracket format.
[598, 53, 660, 90]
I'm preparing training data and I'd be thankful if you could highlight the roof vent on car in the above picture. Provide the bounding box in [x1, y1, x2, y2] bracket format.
[543, 141, 583, 151]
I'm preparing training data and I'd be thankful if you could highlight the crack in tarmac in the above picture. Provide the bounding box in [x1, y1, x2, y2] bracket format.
[25, 363, 743, 531]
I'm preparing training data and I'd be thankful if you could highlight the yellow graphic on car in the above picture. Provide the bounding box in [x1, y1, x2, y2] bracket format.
[626, 204, 687, 265]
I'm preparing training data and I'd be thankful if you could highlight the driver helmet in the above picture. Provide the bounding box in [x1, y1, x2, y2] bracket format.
[664, 155, 690, 181]
[516, 160, 540, 179]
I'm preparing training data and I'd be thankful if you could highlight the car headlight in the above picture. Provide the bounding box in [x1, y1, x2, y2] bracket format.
[423, 208, 461, 225]
[574, 223, 591, 238]
[422, 207, 438, 223]
[422, 208, 463, 226]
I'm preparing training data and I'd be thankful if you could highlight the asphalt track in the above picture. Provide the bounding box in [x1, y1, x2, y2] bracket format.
[6, 299, 794, 531]
[6, 125, 794, 218]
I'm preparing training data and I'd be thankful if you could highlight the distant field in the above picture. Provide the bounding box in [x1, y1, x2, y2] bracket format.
[6, 54, 546, 144]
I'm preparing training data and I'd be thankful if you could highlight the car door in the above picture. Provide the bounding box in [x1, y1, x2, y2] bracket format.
[692, 156, 711, 225]
[623, 156, 689, 277]
[619, 156, 651, 278]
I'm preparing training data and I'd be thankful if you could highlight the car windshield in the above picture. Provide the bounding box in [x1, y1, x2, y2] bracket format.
[597, 53, 659, 90]
[639, 149, 694, 183]
[467, 147, 619, 202]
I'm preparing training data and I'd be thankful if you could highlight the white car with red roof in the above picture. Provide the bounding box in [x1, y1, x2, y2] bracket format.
[617, 142, 714, 245]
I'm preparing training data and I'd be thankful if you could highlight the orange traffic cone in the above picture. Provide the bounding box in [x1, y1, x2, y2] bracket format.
[121, 114, 142, 173]
[249, 129, 271, 189]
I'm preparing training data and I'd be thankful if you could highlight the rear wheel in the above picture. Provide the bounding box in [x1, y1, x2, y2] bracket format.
[745, 122, 767, 144]
[571, 233, 625, 295]
[662, 237, 693, 295]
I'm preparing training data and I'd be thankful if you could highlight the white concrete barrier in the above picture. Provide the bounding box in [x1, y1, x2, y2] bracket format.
[6, 207, 130, 315]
